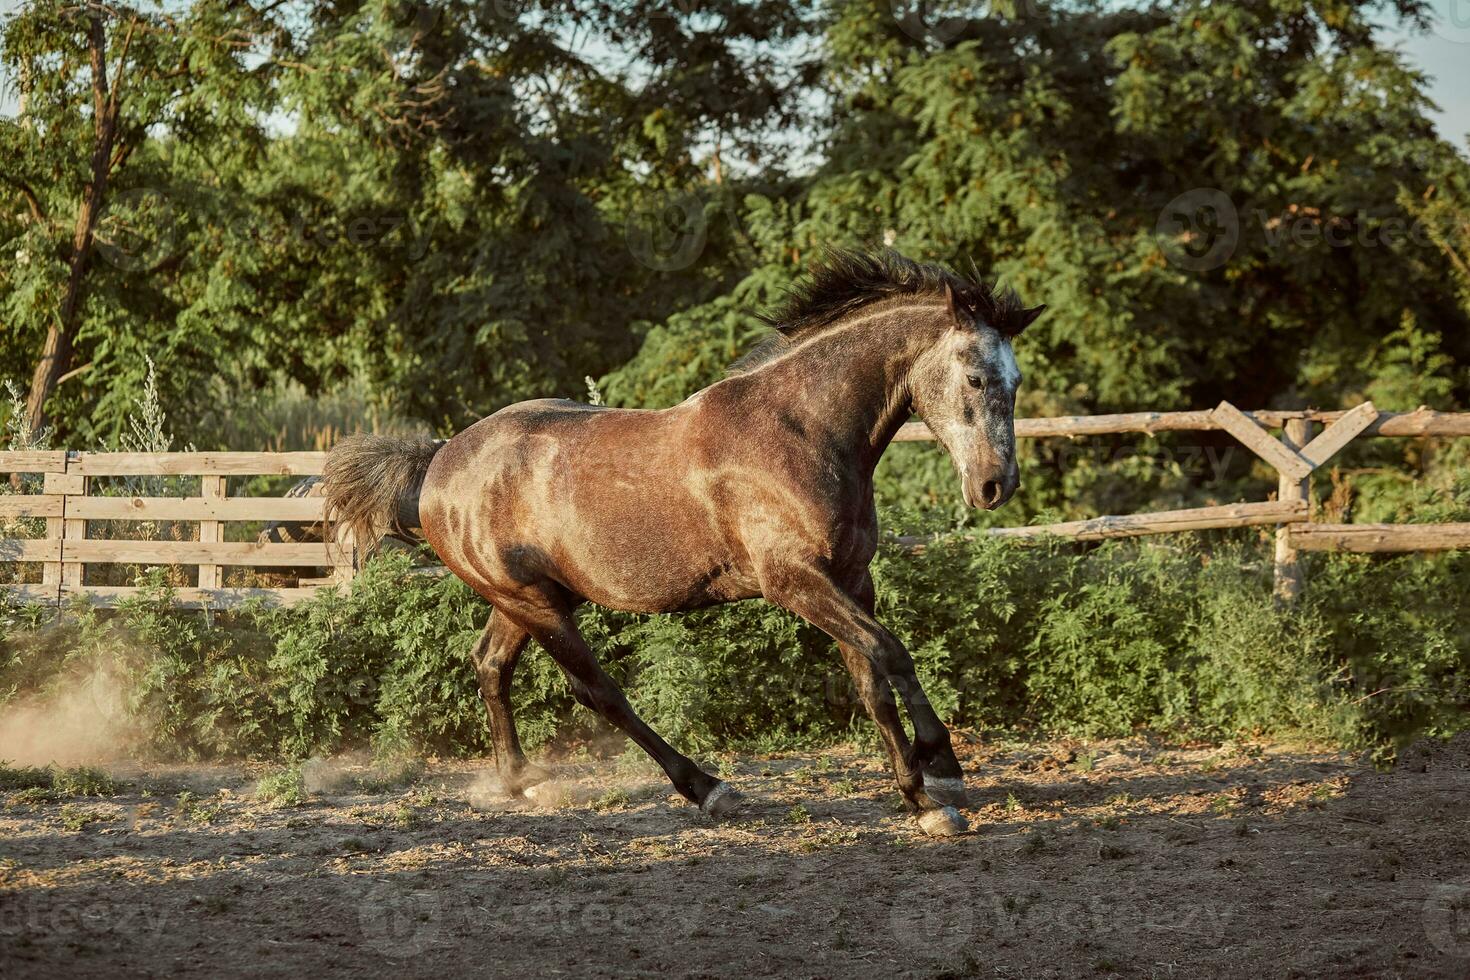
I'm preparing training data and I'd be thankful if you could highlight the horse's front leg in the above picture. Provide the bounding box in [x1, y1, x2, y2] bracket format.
[832, 574, 924, 800]
[762, 562, 968, 836]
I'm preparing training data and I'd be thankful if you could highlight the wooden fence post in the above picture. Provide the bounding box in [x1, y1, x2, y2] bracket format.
[44, 464, 88, 603]
[331, 528, 357, 586]
[1275, 418, 1313, 601]
[197, 475, 226, 590]
[65, 473, 87, 600]
[41, 478, 64, 604]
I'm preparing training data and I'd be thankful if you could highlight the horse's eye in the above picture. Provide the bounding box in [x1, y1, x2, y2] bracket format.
[966, 374, 985, 389]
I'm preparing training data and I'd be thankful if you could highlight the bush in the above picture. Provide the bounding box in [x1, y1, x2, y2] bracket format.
[254, 764, 306, 808]
[1, 530, 1466, 764]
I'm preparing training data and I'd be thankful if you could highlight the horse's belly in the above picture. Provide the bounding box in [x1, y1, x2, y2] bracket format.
[554, 524, 758, 613]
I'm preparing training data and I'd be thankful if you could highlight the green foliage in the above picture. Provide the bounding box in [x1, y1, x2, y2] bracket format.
[0, 0, 814, 441]
[1306, 548, 1470, 753]
[254, 764, 305, 808]
[59, 804, 105, 831]
[0, 762, 119, 799]
[2, 0, 1463, 462]
[49, 766, 120, 797]
[4, 524, 1467, 764]
[0, 761, 52, 791]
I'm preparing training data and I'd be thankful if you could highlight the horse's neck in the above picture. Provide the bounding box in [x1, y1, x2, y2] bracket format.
[738, 304, 942, 472]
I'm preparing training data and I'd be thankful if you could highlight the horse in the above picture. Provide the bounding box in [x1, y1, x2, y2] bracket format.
[322, 249, 1043, 836]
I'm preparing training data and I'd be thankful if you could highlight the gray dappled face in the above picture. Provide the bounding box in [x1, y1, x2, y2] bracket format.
[909, 321, 1023, 510]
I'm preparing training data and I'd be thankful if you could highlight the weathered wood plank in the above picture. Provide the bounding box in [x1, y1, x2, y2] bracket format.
[894, 407, 1470, 443]
[68, 452, 329, 476]
[1288, 523, 1470, 553]
[197, 476, 226, 590]
[64, 496, 325, 521]
[1300, 401, 1378, 469]
[41, 513, 62, 591]
[0, 583, 64, 605]
[1347, 407, 1470, 438]
[1275, 418, 1313, 602]
[1211, 402, 1316, 482]
[43, 472, 85, 496]
[0, 539, 64, 561]
[64, 540, 331, 566]
[59, 585, 324, 609]
[895, 500, 1307, 550]
[53, 470, 87, 590]
[0, 496, 65, 518]
[0, 451, 69, 473]
[895, 413, 1224, 441]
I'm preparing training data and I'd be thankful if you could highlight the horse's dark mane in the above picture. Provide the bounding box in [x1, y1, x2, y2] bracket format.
[732, 248, 1026, 374]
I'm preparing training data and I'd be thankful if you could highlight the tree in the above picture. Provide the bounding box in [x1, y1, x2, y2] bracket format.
[176, 0, 821, 433]
[604, 0, 1470, 521]
[0, 0, 289, 440]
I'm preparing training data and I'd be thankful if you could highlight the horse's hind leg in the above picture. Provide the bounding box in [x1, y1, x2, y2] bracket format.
[471, 609, 548, 796]
[494, 586, 739, 818]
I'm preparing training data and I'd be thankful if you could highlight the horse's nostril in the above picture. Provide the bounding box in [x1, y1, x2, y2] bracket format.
[982, 480, 1003, 506]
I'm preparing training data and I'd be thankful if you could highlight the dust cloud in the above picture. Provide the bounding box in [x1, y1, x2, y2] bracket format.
[0, 665, 134, 767]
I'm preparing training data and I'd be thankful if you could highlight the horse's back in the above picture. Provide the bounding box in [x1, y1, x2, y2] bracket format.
[419, 398, 760, 611]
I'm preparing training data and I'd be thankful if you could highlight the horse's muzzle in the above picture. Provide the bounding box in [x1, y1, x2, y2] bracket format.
[966, 463, 1020, 511]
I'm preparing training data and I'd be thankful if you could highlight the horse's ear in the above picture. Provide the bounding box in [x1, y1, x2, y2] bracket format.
[1008, 304, 1047, 336]
[944, 283, 974, 328]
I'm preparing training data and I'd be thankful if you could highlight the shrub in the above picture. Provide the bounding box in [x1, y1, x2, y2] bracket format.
[254, 764, 306, 808]
[0, 527, 1466, 764]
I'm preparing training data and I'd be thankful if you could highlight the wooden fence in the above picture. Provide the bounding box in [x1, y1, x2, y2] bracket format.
[1, 402, 1467, 609]
[0, 451, 341, 609]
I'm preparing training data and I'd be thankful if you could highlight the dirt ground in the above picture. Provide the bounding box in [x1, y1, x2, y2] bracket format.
[2, 733, 1469, 979]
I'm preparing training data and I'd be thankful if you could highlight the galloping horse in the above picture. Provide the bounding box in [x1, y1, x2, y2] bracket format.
[323, 249, 1043, 835]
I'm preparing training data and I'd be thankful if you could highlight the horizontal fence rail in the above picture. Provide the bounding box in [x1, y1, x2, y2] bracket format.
[894, 500, 1310, 552]
[1287, 523, 1470, 554]
[892, 405, 1470, 442]
[1, 402, 1467, 609]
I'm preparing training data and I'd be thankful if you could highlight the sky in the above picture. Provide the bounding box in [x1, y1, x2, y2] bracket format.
[1388, 3, 1470, 148]
[0, 2, 1465, 150]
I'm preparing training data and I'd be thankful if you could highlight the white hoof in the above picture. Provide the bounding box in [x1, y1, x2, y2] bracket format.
[523, 781, 570, 807]
[701, 782, 742, 820]
[917, 805, 968, 837]
[923, 775, 969, 808]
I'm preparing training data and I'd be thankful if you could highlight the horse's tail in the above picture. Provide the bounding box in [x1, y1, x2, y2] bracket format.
[322, 433, 443, 557]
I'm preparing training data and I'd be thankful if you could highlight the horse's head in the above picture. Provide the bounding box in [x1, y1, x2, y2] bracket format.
[910, 285, 1044, 510]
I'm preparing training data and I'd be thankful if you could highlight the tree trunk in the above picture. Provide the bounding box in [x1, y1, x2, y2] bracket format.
[25, 14, 119, 437]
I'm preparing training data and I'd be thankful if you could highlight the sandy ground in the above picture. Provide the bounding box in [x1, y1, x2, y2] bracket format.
[2, 733, 1469, 979]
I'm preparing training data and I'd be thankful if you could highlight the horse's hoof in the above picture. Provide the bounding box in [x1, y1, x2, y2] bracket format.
[522, 780, 570, 807]
[509, 765, 553, 798]
[701, 782, 742, 820]
[922, 775, 969, 809]
[917, 805, 968, 837]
